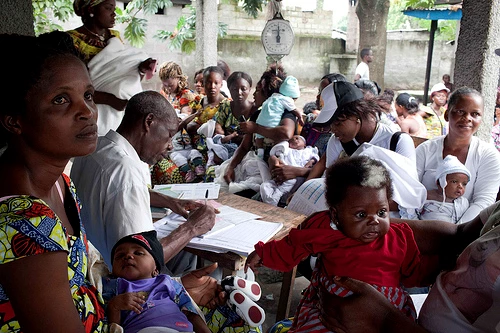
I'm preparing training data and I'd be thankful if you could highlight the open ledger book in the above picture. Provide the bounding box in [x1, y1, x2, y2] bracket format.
[154, 201, 283, 257]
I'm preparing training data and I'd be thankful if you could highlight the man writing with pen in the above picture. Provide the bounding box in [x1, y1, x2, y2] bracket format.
[71, 91, 216, 276]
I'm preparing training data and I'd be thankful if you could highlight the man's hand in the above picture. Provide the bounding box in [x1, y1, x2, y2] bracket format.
[167, 198, 204, 218]
[185, 204, 216, 237]
[244, 251, 262, 273]
[181, 263, 226, 309]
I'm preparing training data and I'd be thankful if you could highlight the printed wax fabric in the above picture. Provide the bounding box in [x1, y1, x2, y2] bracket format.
[67, 29, 121, 65]
[0, 174, 107, 332]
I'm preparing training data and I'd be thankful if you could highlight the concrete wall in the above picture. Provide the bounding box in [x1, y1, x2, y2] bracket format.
[0, 0, 35, 36]
[53, 2, 455, 92]
[218, 3, 333, 38]
[384, 30, 455, 90]
[330, 30, 455, 91]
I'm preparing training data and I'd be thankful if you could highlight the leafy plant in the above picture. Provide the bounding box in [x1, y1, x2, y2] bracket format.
[115, 0, 173, 47]
[387, 0, 457, 41]
[33, 0, 74, 35]
[404, 0, 435, 9]
[154, 5, 227, 54]
[33, 0, 260, 48]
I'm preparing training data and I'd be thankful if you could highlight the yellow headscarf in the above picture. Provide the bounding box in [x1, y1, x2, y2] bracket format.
[73, 0, 106, 17]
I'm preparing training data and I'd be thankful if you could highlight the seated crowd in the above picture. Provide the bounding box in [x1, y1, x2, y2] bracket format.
[1, 2, 500, 331]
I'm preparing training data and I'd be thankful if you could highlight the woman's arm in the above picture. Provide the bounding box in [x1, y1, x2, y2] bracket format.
[0, 252, 86, 332]
[461, 144, 500, 221]
[224, 133, 252, 184]
[94, 91, 127, 110]
[239, 117, 295, 143]
[392, 214, 482, 269]
[319, 277, 428, 333]
[305, 153, 326, 181]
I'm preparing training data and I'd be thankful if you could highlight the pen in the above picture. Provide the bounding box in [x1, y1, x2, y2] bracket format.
[205, 189, 209, 206]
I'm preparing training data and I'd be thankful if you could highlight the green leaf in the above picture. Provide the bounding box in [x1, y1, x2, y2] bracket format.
[124, 17, 148, 47]
[181, 39, 196, 54]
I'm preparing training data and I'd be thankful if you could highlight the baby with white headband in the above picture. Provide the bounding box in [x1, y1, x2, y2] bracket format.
[419, 155, 470, 224]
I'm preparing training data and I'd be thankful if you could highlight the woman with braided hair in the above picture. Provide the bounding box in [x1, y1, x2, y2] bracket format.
[159, 61, 200, 116]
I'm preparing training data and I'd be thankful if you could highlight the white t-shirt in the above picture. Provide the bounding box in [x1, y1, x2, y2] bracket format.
[325, 122, 416, 168]
[355, 61, 370, 80]
[416, 136, 500, 222]
[71, 130, 154, 267]
[419, 202, 500, 332]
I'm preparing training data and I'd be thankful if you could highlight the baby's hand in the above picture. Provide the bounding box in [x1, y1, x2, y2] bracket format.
[108, 292, 147, 314]
[245, 251, 262, 273]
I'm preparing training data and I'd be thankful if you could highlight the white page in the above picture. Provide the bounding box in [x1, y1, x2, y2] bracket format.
[187, 220, 283, 256]
[154, 208, 239, 239]
[287, 179, 328, 216]
[153, 183, 220, 200]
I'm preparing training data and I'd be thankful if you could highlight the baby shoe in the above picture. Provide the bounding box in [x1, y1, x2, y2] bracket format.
[221, 276, 261, 302]
[227, 290, 265, 327]
[194, 165, 205, 177]
[184, 170, 196, 183]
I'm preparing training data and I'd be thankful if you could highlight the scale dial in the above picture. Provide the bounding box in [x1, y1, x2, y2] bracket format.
[261, 18, 294, 56]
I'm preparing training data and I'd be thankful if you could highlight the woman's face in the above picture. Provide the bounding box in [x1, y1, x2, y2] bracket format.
[90, 0, 116, 29]
[204, 72, 223, 101]
[316, 78, 331, 109]
[253, 81, 266, 107]
[162, 77, 179, 95]
[330, 116, 361, 143]
[394, 103, 405, 116]
[21, 56, 98, 159]
[229, 78, 251, 103]
[194, 73, 205, 95]
[432, 90, 448, 107]
[445, 94, 483, 137]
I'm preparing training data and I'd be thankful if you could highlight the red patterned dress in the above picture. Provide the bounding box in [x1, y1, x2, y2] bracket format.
[0, 174, 107, 332]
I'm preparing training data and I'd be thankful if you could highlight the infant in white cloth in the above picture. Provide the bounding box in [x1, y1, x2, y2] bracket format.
[260, 135, 319, 206]
[419, 155, 470, 224]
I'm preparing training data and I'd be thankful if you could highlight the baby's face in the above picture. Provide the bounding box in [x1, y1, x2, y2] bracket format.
[112, 243, 157, 280]
[333, 186, 390, 244]
[289, 135, 305, 150]
[444, 173, 468, 200]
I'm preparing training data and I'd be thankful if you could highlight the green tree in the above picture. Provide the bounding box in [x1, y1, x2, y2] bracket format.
[34, 0, 264, 48]
[387, 0, 457, 41]
[356, 0, 391, 88]
[154, 5, 227, 54]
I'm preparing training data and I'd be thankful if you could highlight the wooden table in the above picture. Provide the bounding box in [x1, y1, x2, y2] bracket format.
[185, 190, 306, 321]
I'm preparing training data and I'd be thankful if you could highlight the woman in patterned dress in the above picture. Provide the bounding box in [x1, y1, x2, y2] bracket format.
[0, 33, 107, 332]
[159, 61, 200, 116]
[214, 71, 256, 147]
[67, 0, 156, 135]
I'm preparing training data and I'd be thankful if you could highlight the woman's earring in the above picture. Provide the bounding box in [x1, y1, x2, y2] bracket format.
[89, 13, 94, 17]
[356, 118, 361, 124]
